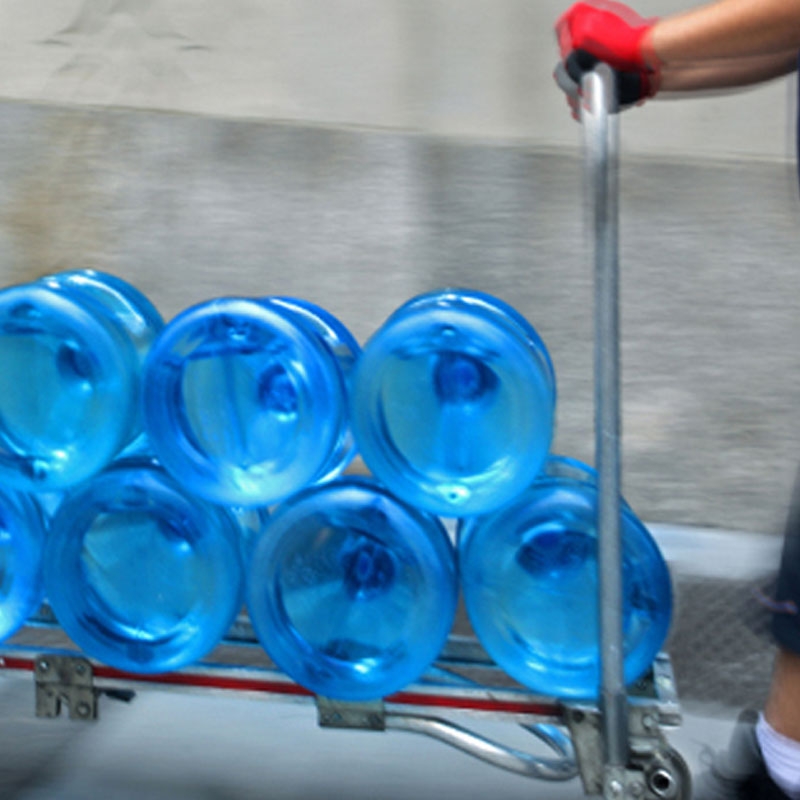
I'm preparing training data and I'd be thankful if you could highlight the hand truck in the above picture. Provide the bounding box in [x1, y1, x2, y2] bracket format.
[0, 65, 691, 799]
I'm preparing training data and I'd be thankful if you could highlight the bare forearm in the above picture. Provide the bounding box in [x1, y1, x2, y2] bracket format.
[659, 49, 798, 91]
[651, 0, 800, 64]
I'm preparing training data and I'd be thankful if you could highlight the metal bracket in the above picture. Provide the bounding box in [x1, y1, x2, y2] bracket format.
[565, 705, 691, 799]
[628, 654, 682, 728]
[35, 654, 98, 721]
[316, 697, 386, 731]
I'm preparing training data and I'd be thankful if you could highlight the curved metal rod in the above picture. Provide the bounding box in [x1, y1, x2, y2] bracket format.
[519, 721, 575, 761]
[422, 666, 576, 760]
[384, 712, 578, 781]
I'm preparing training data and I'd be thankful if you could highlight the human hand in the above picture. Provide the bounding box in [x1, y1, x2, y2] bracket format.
[555, 49, 659, 118]
[554, 1, 660, 117]
[555, 1, 659, 73]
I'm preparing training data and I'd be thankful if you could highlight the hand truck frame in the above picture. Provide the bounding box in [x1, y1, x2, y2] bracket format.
[0, 65, 691, 799]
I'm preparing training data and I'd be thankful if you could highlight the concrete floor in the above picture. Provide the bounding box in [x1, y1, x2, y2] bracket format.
[0, 672, 729, 800]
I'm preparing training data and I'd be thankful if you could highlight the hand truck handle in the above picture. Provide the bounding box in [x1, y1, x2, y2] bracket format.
[580, 64, 628, 788]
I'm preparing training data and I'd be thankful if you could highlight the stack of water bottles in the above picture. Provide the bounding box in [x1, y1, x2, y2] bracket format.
[0, 270, 672, 701]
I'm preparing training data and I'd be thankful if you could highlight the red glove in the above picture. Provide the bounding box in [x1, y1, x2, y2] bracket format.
[555, 1, 659, 73]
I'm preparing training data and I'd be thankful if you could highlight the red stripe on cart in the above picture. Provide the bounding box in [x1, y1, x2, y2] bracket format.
[0, 656, 36, 672]
[386, 691, 560, 716]
[0, 655, 560, 716]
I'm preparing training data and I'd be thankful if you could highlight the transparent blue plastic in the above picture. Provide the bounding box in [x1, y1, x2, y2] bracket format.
[0, 487, 46, 642]
[246, 477, 458, 701]
[230, 504, 270, 565]
[0, 270, 164, 492]
[351, 289, 556, 517]
[40, 270, 164, 366]
[43, 458, 244, 674]
[142, 296, 358, 507]
[459, 456, 672, 700]
[265, 297, 360, 484]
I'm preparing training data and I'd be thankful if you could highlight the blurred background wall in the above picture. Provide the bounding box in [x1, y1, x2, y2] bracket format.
[0, 0, 794, 158]
[0, 0, 797, 533]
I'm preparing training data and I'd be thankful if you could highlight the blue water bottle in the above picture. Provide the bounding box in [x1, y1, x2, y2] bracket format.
[230, 504, 270, 566]
[459, 456, 672, 700]
[0, 486, 46, 642]
[0, 270, 163, 493]
[43, 457, 244, 674]
[246, 477, 458, 700]
[142, 296, 358, 507]
[351, 289, 556, 517]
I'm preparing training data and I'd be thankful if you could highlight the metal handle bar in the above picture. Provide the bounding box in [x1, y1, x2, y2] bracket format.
[581, 64, 627, 791]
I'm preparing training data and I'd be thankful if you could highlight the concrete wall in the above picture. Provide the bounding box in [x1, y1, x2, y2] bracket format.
[0, 0, 794, 160]
[0, 100, 797, 533]
[0, 1, 796, 533]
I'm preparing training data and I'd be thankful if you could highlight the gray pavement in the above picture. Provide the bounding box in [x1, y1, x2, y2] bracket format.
[0, 663, 727, 800]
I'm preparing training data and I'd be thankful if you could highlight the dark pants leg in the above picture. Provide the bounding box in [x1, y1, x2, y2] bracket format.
[772, 466, 800, 652]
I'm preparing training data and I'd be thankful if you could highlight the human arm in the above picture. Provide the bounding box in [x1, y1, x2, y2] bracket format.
[660, 49, 798, 92]
[556, 1, 800, 102]
[651, 0, 800, 66]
